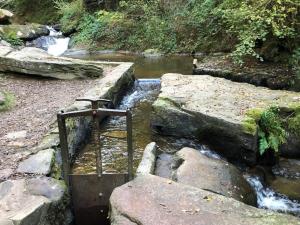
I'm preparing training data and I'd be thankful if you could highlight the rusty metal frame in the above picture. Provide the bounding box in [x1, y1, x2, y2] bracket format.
[57, 98, 134, 187]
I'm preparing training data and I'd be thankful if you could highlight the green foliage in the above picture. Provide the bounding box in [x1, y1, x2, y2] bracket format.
[0, 91, 15, 112]
[55, 0, 85, 34]
[218, 0, 299, 64]
[58, 0, 299, 62]
[0, 31, 23, 46]
[257, 106, 286, 155]
[242, 108, 264, 135]
[12, 0, 59, 24]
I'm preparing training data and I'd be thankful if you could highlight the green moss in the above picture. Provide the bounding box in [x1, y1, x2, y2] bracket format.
[242, 108, 264, 135]
[156, 97, 182, 109]
[0, 92, 15, 112]
[242, 118, 258, 135]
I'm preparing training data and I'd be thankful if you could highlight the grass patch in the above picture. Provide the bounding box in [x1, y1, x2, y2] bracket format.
[0, 91, 15, 112]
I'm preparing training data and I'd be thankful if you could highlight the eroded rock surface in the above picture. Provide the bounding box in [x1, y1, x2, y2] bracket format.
[173, 147, 256, 205]
[0, 177, 69, 225]
[151, 74, 300, 165]
[110, 174, 300, 225]
[17, 149, 55, 175]
[0, 46, 105, 79]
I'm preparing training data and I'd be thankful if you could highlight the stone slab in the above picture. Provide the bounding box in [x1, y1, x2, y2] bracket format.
[110, 175, 300, 225]
[0, 177, 67, 225]
[0, 47, 105, 79]
[17, 149, 54, 175]
[151, 74, 300, 165]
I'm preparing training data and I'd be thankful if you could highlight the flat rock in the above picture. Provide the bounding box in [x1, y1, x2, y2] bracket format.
[0, 24, 48, 40]
[0, 47, 105, 79]
[0, 177, 67, 225]
[17, 149, 55, 175]
[151, 74, 300, 165]
[173, 147, 256, 205]
[110, 174, 300, 225]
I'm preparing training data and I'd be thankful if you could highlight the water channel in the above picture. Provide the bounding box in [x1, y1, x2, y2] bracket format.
[26, 30, 300, 221]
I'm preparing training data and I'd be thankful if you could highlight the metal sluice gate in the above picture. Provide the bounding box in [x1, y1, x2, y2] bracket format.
[57, 98, 133, 225]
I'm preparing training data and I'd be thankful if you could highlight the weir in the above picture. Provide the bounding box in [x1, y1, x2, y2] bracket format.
[57, 98, 134, 225]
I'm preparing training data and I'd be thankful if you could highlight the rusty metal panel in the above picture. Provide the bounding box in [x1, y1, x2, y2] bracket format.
[70, 173, 128, 225]
[70, 173, 128, 209]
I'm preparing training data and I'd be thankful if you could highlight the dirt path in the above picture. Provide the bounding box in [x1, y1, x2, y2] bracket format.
[0, 68, 113, 176]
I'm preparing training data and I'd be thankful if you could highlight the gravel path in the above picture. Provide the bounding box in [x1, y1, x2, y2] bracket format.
[0, 68, 113, 176]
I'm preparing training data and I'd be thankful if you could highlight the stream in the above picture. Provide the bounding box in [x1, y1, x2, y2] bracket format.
[29, 34, 300, 218]
[68, 53, 300, 218]
[26, 26, 70, 56]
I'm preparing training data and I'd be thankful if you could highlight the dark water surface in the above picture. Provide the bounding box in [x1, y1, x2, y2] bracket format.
[68, 52, 194, 78]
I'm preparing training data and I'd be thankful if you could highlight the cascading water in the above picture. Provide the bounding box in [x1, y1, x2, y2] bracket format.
[246, 176, 300, 217]
[72, 79, 219, 174]
[26, 26, 70, 56]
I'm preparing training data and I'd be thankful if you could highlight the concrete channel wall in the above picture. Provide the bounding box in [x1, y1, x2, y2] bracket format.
[0, 62, 135, 225]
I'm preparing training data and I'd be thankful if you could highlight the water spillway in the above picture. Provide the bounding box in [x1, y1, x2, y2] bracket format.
[26, 26, 70, 56]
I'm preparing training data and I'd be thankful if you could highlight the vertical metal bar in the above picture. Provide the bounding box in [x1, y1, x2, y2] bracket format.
[57, 114, 70, 187]
[91, 101, 102, 177]
[126, 110, 133, 181]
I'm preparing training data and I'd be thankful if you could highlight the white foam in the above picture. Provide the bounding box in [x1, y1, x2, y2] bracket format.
[47, 37, 70, 56]
[246, 176, 300, 216]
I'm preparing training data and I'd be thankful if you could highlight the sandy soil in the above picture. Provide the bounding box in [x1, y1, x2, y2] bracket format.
[0, 67, 113, 176]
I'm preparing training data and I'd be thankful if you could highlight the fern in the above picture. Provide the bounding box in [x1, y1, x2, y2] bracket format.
[257, 106, 286, 155]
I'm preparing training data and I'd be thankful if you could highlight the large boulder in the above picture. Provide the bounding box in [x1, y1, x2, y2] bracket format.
[110, 174, 300, 225]
[0, 46, 104, 79]
[0, 9, 13, 24]
[151, 74, 300, 165]
[0, 177, 70, 225]
[0, 24, 49, 40]
[173, 147, 256, 205]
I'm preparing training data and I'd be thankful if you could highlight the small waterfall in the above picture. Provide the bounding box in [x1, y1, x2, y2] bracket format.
[246, 176, 300, 217]
[26, 26, 70, 56]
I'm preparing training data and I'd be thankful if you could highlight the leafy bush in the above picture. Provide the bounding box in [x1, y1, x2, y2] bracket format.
[218, 0, 299, 64]
[59, 0, 299, 63]
[0, 31, 23, 46]
[55, 0, 85, 34]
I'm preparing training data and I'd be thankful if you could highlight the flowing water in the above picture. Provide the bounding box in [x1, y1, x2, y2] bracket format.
[26, 26, 70, 56]
[72, 79, 216, 174]
[64, 50, 300, 217]
[246, 176, 300, 217]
